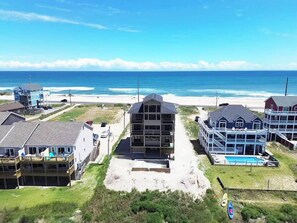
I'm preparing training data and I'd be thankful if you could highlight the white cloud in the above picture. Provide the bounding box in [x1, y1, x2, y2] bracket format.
[0, 58, 261, 71]
[0, 9, 107, 30]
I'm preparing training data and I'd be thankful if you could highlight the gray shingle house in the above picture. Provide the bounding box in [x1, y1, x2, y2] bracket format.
[128, 94, 177, 158]
[0, 121, 96, 189]
[0, 112, 25, 125]
[199, 105, 267, 155]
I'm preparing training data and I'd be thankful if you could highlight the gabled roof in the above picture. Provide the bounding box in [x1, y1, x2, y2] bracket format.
[0, 102, 25, 112]
[210, 105, 260, 123]
[26, 122, 87, 146]
[15, 83, 43, 91]
[128, 94, 177, 114]
[0, 125, 13, 143]
[143, 94, 163, 103]
[266, 96, 297, 107]
[0, 122, 38, 147]
[0, 112, 25, 125]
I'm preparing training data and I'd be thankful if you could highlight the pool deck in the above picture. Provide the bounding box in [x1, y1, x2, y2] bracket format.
[211, 154, 266, 166]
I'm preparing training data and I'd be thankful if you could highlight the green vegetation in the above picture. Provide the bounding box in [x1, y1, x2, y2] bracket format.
[200, 142, 297, 191]
[50, 103, 65, 108]
[0, 91, 12, 96]
[52, 104, 122, 123]
[39, 105, 71, 120]
[0, 100, 13, 105]
[251, 110, 265, 119]
[178, 105, 199, 139]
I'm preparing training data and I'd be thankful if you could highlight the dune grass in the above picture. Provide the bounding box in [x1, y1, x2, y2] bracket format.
[52, 104, 121, 124]
[178, 105, 199, 139]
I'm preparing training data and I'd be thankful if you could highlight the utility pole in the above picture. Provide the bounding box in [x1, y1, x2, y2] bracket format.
[137, 77, 140, 103]
[285, 77, 288, 96]
[69, 89, 72, 105]
[107, 126, 111, 156]
[215, 91, 218, 109]
[123, 108, 126, 133]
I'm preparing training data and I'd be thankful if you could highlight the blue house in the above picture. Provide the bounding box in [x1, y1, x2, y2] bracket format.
[14, 84, 44, 109]
[198, 105, 267, 155]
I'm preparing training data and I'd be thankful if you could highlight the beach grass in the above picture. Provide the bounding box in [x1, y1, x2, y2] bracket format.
[52, 104, 122, 124]
[178, 105, 199, 139]
[0, 100, 12, 105]
[200, 142, 297, 191]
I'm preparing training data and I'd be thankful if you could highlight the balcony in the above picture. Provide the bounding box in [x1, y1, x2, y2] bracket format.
[131, 119, 143, 123]
[20, 153, 74, 163]
[145, 130, 161, 135]
[131, 142, 144, 147]
[264, 119, 297, 124]
[0, 169, 21, 178]
[161, 143, 174, 148]
[0, 156, 20, 165]
[265, 109, 297, 115]
[131, 130, 143, 135]
[162, 119, 174, 124]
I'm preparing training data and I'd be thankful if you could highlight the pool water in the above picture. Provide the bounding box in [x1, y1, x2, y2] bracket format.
[225, 156, 264, 165]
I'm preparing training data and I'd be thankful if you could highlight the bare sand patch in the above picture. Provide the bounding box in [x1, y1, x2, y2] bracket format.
[104, 114, 211, 199]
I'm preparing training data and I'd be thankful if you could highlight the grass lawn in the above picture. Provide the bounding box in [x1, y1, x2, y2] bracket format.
[0, 100, 12, 105]
[52, 104, 122, 124]
[0, 164, 101, 210]
[200, 142, 297, 192]
[178, 105, 199, 139]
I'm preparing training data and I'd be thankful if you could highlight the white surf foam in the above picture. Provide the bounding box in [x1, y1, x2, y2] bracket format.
[188, 89, 282, 97]
[44, 87, 95, 92]
[0, 87, 15, 91]
[108, 88, 164, 94]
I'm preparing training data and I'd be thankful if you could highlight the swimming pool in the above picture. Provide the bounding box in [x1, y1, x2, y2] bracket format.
[225, 156, 264, 165]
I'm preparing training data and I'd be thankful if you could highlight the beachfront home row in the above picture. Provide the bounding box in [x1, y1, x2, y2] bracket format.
[14, 83, 44, 109]
[129, 94, 177, 158]
[0, 113, 97, 189]
[264, 96, 297, 149]
[198, 105, 267, 155]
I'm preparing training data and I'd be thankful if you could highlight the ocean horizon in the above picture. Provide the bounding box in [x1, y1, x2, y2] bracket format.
[0, 71, 296, 98]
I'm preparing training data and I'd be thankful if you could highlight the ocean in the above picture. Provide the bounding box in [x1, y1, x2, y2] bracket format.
[0, 71, 296, 97]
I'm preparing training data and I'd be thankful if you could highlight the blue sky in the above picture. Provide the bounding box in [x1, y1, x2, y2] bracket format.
[0, 0, 297, 70]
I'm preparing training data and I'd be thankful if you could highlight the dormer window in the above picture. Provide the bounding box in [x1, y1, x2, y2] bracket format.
[235, 119, 244, 128]
[253, 120, 261, 129]
[219, 121, 226, 128]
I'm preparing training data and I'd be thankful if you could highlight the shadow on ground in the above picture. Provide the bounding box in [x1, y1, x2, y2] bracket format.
[191, 139, 206, 155]
[113, 137, 131, 159]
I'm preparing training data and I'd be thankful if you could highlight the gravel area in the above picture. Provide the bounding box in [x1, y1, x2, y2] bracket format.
[104, 114, 211, 199]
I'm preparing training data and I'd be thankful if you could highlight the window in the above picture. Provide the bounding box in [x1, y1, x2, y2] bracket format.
[235, 119, 244, 128]
[149, 114, 156, 120]
[149, 105, 156, 112]
[5, 148, 14, 157]
[29, 147, 37, 154]
[219, 121, 226, 128]
[58, 147, 65, 154]
[145, 105, 148, 112]
[253, 120, 261, 129]
[156, 105, 160, 112]
[83, 137, 85, 142]
[38, 147, 46, 154]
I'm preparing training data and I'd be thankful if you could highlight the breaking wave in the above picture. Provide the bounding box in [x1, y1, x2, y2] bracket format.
[44, 87, 95, 92]
[188, 89, 283, 97]
[108, 88, 165, 94]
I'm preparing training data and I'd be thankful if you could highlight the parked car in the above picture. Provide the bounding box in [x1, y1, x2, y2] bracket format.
[86, 120, 93, 126]
[60, 99, 68, 102]
[219, 103, 229, 107]
[101, 122, 107, 127]
[100, 130, 110, 138]
[194, 116, 199, 122]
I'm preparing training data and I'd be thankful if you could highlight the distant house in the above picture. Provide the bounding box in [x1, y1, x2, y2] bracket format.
[0, 102, 25, 114]
[264, 96, 297, 149]
[14, 83, 44, 109]
[128, 94, 177, 158]
[0, 121, 96, 189]
[198, 105, 267, 155]
[0, 112, 25, 125]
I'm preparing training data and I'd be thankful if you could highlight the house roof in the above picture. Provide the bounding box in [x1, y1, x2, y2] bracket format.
[143, 94, 163, 103]
[16, 83, 43, 91]
[128, 94, 177, 114]
[0, 112, 25, 125]
[0, 102, 25, 112]
[0, 122, 38, 148]
[266, 96, 297, 107]
[26, 122, 87, 146]
[0, 125, 13, 143]
[209, 105, 260, 123]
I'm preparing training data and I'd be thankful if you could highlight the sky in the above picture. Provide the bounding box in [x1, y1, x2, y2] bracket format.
[0, 0, 297, 70]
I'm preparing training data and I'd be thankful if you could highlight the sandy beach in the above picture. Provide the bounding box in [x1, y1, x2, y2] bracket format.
[0, 93, 266, 110]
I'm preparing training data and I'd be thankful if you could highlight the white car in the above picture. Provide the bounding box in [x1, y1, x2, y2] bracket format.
[100, 130, 110, 138]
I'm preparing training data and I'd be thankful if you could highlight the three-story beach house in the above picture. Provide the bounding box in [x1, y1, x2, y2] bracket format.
[0, 120, 97, 189]
[14, 83, 44, 109]
[199, 105, 267, 155]
[264, 96, 297, 149]
[128, 94, 177, 158]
